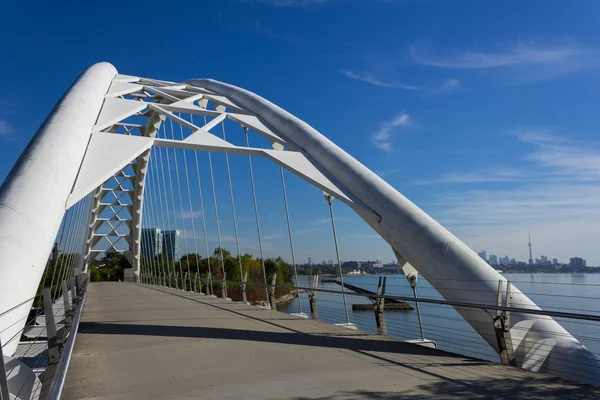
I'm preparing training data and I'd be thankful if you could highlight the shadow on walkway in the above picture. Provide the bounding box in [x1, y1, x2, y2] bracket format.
[290, 376, 600, 400]
[79, 321, 470, 361]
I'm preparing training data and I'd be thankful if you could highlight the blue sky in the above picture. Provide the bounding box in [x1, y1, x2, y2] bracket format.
[2, 0, 600, 264]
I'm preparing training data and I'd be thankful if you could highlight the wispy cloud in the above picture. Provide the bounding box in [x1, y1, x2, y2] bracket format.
[179, 210, 203, 220]
[310, 218, 330, 225]
[338, 70, 421, 90]
[410, 40, 600, 82]
[429, 183, 600, 263]
[371, 112, 414, 151]
[421, 129, 600, 262]
[263, 233, 284, 240]
[0, 119, 13, 140]
[339, 69, 459, 95]
[431, 78, 461, 94]
[417, 128, 600, 185]
[375, 168, 400, 177]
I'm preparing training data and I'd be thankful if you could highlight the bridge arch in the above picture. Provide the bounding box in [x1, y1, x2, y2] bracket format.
[0, 62, 597, 385]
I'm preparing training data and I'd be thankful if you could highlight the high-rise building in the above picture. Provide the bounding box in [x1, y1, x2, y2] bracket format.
[489, 254, 498, 265]
[569, 257, 586, 268]
[552, 258, 558, 265]
[141, 228, 163, 261]
[478, 250, 487, 262]
[308, 257, 312, 265]
[162, 230, 180, 262]
[528, 232, 533, 266]
[499, 255, 510, 265]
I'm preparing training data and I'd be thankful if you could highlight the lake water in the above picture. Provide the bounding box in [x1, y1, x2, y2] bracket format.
[278, 273, 600, 362]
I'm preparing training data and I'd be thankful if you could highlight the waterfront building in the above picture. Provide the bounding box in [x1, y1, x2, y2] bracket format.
[478, 250, 487, 262]
[141, 228, 163, 261]
[162, 230, 180, 262]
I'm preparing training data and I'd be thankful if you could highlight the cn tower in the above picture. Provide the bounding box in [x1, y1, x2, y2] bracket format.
[528, 232, 533, 266]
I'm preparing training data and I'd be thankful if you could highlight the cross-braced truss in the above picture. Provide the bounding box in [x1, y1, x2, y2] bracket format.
[70, 74, 379, 273]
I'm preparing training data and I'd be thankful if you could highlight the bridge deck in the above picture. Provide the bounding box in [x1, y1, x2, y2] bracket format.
[63, 283, 598, 399]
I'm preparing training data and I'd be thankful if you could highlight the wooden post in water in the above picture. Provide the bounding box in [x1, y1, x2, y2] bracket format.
[374, 276, 388, 336]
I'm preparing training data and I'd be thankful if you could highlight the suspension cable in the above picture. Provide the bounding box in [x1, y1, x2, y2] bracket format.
[178, 118, 201, 287]
[220, 120, 244, 290]
[243, 128, 269, 301]
[325, 193, 350, 325]
[279, 166, 303, 314]
[190, 114, 213, 295]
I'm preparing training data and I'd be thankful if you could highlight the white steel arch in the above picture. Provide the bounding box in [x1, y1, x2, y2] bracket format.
[0, 62, 598, 385]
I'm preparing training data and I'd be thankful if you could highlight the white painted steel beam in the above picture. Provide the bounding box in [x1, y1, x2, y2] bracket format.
[186, 78, 600, 385]
[0, 62, 116, 356]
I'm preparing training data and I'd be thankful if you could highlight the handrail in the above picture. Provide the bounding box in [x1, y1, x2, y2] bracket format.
[165, 276, 600, 323]
[47, 277, 88, 400]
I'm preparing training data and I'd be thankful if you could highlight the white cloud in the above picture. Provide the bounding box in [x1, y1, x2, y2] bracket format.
[410, 40, 600, 82]
[338, 70, 421, 90]
[179, 210, 203, 220]
[432, 78, 461, 94]
[421, 129, 600, 263]
[310, 218, 330, 225]
[371, 112, 414, 151]
[0, 119, 13, 139]
[429, 184, 600, 264]
[375, 168, 400, 177]
[416, 129, 600, 185]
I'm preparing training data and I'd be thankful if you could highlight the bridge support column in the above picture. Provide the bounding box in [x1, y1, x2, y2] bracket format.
[374, 277, 388, 336]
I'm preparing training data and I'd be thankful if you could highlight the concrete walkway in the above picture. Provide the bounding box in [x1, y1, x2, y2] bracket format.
[63, 283, 600, 400]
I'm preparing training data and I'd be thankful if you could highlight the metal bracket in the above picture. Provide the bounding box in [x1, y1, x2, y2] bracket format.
[493, 280, 517, 365]
[374, 276, 388, 336]
[43, 288, 61, 364]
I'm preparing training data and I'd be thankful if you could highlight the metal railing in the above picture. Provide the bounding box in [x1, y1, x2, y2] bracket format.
[135, 273, 600, 386]
[0, 273, 88, 400]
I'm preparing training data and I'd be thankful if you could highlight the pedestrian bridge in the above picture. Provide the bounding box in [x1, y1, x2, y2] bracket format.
[62, 282, 597, 399]
[1, 62, 600, 399]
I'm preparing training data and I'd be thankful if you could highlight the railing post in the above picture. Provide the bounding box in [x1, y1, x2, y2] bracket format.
[268, 273, 277, 311]
[221, 272, 227, 299]
[493, 280, 516, 365]
[0, 336, 10, 400]
[62, 281, 73, 328]
[70, 277, 77, 303]
[374, 276, 387, 336]
[196, 276, 202, 294]
[240, 272, 248, 304]
[43, 288, 61, 363]
[309, 274, 319, 320]
[184, 272, 189, 291]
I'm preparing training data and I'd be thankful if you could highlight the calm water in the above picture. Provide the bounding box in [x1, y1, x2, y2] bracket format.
[278, 273, 600, 362]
